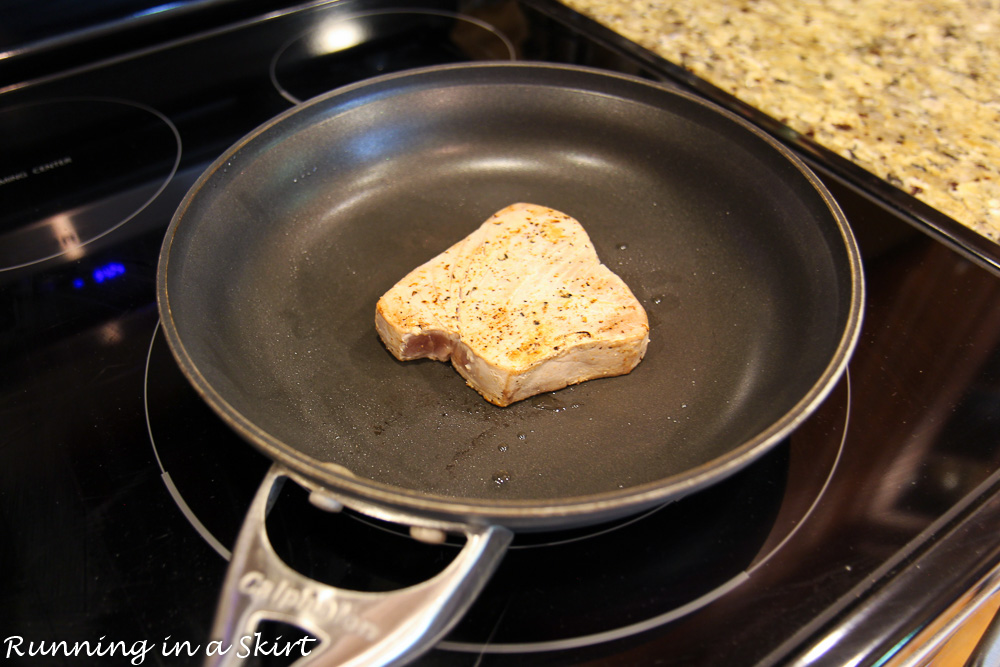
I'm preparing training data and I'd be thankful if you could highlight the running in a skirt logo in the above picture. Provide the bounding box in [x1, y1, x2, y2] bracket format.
[3, 570, 381, 661]
[3, 634, 316, 664]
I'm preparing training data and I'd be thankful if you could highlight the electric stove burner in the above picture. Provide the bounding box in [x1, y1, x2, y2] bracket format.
[0, 98, 180, 271]
[270, 9, 517, 104]
[144, 322, 849, 653]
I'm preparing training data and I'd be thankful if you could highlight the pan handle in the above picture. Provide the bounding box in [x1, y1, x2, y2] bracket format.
[204, 463, 513, 666]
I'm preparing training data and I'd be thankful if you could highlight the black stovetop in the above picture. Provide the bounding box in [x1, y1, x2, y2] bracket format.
[3, 1, 1000, 665]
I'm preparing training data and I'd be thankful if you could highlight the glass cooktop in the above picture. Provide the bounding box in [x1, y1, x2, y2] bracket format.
[3, 1, 1000, 665]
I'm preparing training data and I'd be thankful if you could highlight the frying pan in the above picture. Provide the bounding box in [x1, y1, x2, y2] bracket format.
[157, 62, 863, 665]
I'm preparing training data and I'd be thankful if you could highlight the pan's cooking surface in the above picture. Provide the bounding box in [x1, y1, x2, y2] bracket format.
[161, 63, 860, 505]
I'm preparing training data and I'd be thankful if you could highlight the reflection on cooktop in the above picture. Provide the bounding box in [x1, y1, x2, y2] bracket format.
[270, 9, 516, 104]
[0, 98, 180, 271]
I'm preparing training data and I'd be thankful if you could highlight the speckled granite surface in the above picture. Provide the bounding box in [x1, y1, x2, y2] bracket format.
[561, 0, 1000, 243]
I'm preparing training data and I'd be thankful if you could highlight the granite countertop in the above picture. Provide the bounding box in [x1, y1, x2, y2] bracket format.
[561, 0, 1000, 244]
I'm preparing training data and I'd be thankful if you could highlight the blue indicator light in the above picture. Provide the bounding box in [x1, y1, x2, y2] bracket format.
[72, 277, 85, 289]
[93, 262, 126, 283]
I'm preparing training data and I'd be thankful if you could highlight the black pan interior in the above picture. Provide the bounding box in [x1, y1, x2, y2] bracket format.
[161, 64, 859, 514]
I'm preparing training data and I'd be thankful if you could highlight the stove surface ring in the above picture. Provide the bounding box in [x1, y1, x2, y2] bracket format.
[144, 320, 849, 652]
[269, 8, 517, 105]
[0, 97, 180, 271]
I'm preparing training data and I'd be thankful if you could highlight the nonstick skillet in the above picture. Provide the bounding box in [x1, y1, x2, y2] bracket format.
[156, 62, 864, 666]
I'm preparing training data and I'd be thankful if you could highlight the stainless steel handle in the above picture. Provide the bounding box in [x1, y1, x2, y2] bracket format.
[205, 463, 512, 666]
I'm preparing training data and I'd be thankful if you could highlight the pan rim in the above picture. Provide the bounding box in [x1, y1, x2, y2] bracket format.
[157, 61, 865, 528]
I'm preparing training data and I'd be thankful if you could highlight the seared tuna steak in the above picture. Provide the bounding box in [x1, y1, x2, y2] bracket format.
[375, 203, 649, 406]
